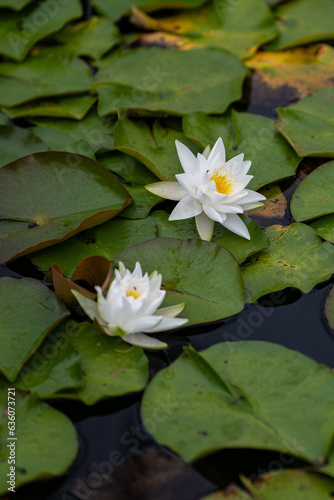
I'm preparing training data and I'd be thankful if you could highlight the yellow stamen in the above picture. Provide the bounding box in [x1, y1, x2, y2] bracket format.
[210, 172, 233, 195]
[126, 288, 140, 300]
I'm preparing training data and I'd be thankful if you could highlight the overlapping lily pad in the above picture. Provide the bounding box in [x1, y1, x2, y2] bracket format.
[290, 162, 334, 221]
[0, 0, 82, 61]
[242, 223, 334, 302]
[276, 87, 334, 157]
[0, 389, 78, 494]
[0, 0, 33, 9]
[94, 47, 248, 116]
[0, 152, 132, 263]
[31, 127, 95, 159]
[141, 341, 334, 462]
[115, 237, 245, 325]
[311, 214, 334, 243]
[0, 277, 69, 381]
[0, 125, 49, 168]
[244, 185, 288, 228]
[0, 112, 8, 125]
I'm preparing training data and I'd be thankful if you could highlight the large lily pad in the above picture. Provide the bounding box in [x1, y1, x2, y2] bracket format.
[0, 0, 82, 61]
[290, 162, 334, 222]
[0, 125, 49, 168]
[151, 211, 269, 264]
[115, 237, 245, 325]
[130, 0, 278, 60]
[53, 321, 149, 405]
[0, 389, 78, 493]
[310, 214, 334, 243]
[242, 223, 334, 302]
[276, 87, 334, 158]
[31, 127, 95, 159]
[0, 277, 69, 381]
[30, 217, 158, 277]
[266, 0, 334, 51]
[141, 341, 334, 462]
[0, 152, 132, 263]
[0, 48, 91, 107]
[94, 47, 248, 116]
[114, 116, 201, 180]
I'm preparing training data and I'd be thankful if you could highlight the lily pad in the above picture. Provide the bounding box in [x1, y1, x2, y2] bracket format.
[31, 126, 96, 159]
[276, 87, 334, 158]
[0, 112, 9, 125]
[0, 277, 69, 381]
[53, 321, 149, 405]
[141, 341, 334, 462]
[242, 223, 334, 302]
[183, 112, 235, 154]
[290, 162, 334, 222]
[0, 0, 33, 9]
[130, 0, 278, 60]
[94, 47, 248, 116]
[0, 0, 82, 61]
[0, 125, 49, 168]
[325, 286, 334, 331]
[244, 185, 287, 228]
[310, 214, 334, 243]
[0, 152, 132, 263]
[151, 211, 269, 264]
[30, 217, 158, 277]
[0, 48, 91, 107]
[1, 95, 96, 120]
[53, 16, 121, 60]
[265, 0, 334, 51]
[114, 116, 201, 180]
[0, 389, 78, 494]
[115, 237, 245, 325]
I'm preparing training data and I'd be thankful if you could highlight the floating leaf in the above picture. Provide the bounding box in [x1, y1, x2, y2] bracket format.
[54, 321, 149, 405]
[242, 223, 334, 302]
[114, 116, 201, 180]
[94, 47, 248, 116]
[244, 185, 287, 228]
[183, 111, 235, 153]
[53, 16, 121, 60]
[130, 0, 278, 60]
[31, 127, 95, 159]
[0, 152, 132, 263]
[115, 237, 245, 325]
[151, 211, 269, 264]
[51, 255, 112, 307]
[0, 0, 82, 61]
[0, 390, 78, 494]
[290, 162, 334, 222]
[0, 112, 9, 125]
[0, 125, 49, 168]
[141, 341, 334, 462]
[0, 0, 33, 9]
[0, 48, 91, 107]
[2, 95, 96, 120]
[30, 217, 158, 277]
[310, 214, 334, 243]
[266, 0, 334, 51]
[276, 87, 334, 158]
[325, 286, 334, 331]
[0, 277, 69, 381]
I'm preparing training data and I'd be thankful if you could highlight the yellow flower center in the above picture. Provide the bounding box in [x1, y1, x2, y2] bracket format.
[126, 287, 140, 300]
[210, 172, 233, 196]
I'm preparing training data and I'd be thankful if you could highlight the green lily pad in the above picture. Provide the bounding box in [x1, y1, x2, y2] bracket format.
[0, 0, 33, 9]
[30, 217, 158, 277]
[0, 112, 9, 125]
[325, 286, 334, 331]
[0, 277, 69, 382]
[0, 389, 78, 494]
[151, 211, 269, 264]
[52, 321, 149, 405]
[265, 0, 334, 51]
[183, 112, 235, 154]
[114, 116, 201, 180]
[0, 125, 49, 168]
[202, 487, 251, 500]
[0, 48, 91, 107]
[31, 110, 115, 154]
[2, 95, 96, 120]
[31, 126, 96, 159]
[0, 152, 132, 263]
[290, 162, 334, 222]
[242, 223, 334, 302]
[53, 16, 121, 60]
[276, 87, 334, 158]
[310, 214, 334, 243]
[0, 0, 82, 61]
[94, 47, 248, 116]
[115, 237, 245, 325]
[130, 0, 278, 60]
[141, 341, 334, 462]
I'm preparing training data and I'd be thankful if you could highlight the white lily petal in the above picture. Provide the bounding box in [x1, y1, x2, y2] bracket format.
[195, 212, 214, 241]
[240, 160, 252, 175]
[175, 140, 197, 174]
[175, 172, 198, 197]
[169, 195, 203, 221]
[208, 137, 225, 165]
[145, 316, 188, 333]
[197, 184, 215, 205]
[123, 333, 167, 350]
[144, 292, 166, 316]
[203, 204, 224, 224]
[72, 290, 99, 322]
[238, 190, 266, 205]
[215, 203, 243, 214]
[242, 202, 264, 210]
[127, 315, 162, 334]
[145, 181, 186, 201]
[222, 214, 251, 240]
[156, 303, 186, 317]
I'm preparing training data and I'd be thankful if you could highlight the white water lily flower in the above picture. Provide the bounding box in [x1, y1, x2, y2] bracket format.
[145, 137, 266, 241]
[72, 261, 188, 350]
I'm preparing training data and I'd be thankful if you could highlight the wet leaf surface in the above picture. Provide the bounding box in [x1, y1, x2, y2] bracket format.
[0, 125, 49, 168]
[310, 213, 334, 243]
